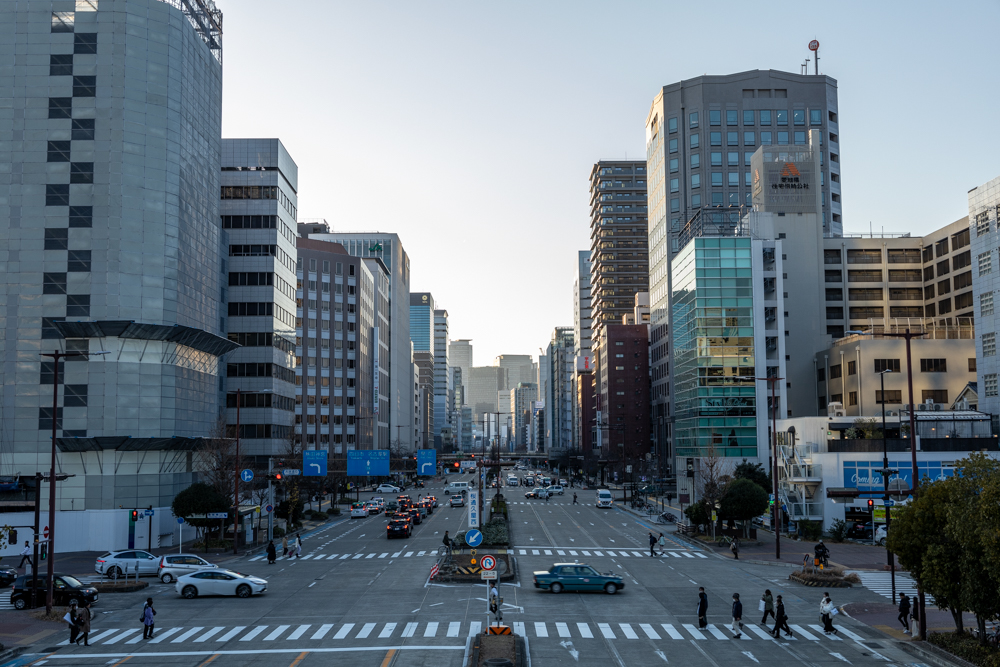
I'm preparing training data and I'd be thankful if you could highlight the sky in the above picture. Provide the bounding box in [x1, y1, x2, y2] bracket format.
[220, 0, 1000, 365]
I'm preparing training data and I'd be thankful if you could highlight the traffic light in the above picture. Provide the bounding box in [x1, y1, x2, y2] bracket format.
[867, 499, 874, 509]
[130, 510, 139, 522]
[454, 462, 459, 468]
[40, 543, 48, 560]
[269, 472, 283, 482]
[8, 528, 16, 543]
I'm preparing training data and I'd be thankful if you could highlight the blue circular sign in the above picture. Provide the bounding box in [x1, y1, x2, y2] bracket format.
[240, 469, 254, 482]
[265, 504, 274, 513]
[177, 517, 184, 524]
[465, 529, 483, 548]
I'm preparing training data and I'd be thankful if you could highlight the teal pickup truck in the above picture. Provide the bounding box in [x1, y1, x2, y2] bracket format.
[533, 563, 624, 595]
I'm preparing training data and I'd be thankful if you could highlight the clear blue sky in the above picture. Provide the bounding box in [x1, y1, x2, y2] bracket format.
[221, 0, 1000, 364]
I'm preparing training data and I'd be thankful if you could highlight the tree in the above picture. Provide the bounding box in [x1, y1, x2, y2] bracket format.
[845, 417, 882, 440]
[684, 500, 711, 533]
[171, 482, 229, 542]
[719, 478, 769, 536]
[733, 459, 770, 494]
[887, 477, 966, 633]
[698, 444, 730, 508]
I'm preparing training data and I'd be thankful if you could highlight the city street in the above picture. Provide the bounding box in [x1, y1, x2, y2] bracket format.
[3, 477, 929, 667]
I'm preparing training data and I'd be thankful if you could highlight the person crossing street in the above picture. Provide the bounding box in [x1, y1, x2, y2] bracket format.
[649, 532, 657, 557]
[772, 595, 793, 638]
[898, 593, 911, 635]
[17, 541, 31, 569]
[697, 587, 708, 629]
[760, 589, 775, 624]
[657, 532, 666, 556]
[572, 492, 578, 505]
[820, 592, 839, 635]
[141, 597, 156, 639]
[266, 540, 276, 565]
[731, 593, 743, 639]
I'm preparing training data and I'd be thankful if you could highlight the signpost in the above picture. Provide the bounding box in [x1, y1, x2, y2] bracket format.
[417, 449, 437, 476]
[265, 504, 273, 513]
[465, 529, 483, 548]
[240, 469, 254, 483]
[207, 512, 228, 519]
[303, 450, 328, 477]
[177, 517, 184, 554]
[347, 450, 390, 477]
[480, 555, 496, 571]
[282, 469, 301, 477]
[481, 570, 498, 580]
[468, 490, 480, 528]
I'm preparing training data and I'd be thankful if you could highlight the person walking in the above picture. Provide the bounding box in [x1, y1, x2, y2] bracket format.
[731, 593, 743, 639]
[281, 535, 289, 558]
[17, 541, 31, 569]
[67, 600, 80, 645]
[760, 589, 775, 624]
[772, 595, 793, 638]
[820, 592, 839, 635]
[294, 533, 303, 558]
[572, 492, 578, 505]
[898, 593, 911, 635]
[657, 532, 667, 556]
[649, 532, 657, 557]
[76, 600, 92, 646]
[697, 587, 709, 629]
[730, 536, 740, 560]
[141, 597, 156, 639]
[266, 540, 276, 565]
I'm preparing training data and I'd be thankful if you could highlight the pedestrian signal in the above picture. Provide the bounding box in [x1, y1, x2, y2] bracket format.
[130, 510, 139, 522]
[867, 499, 874, 509]
[40, 543, 48, 560]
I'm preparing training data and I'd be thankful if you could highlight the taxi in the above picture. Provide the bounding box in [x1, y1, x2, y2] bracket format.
[533, 563, 624, 595]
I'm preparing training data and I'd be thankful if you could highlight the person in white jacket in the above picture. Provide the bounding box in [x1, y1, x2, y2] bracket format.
[18, 541, 31, 569]
[820, 592, 839, 635]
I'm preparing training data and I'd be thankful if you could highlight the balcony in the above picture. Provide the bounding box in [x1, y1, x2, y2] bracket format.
[785, 501, 824, 520]
[786, 463, 822, 484]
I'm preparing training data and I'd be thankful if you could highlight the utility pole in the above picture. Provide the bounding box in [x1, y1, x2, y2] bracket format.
[754, 375, 784, 560]
[877, 369, 897, 601]
[31, 472, 41, 609]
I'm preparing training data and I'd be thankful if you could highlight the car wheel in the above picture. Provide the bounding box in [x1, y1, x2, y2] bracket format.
[109, 566, 122, 578]
[605, 583, 618, 595]
[181, 585, 198, 599]
[66, 596, 81, 607]
[550, 582, 563, 594]
[878, 538, 886, 547]
[13, 597, 26, 610]
[236, 584, 252, 598]
[161, 573, 174, 584]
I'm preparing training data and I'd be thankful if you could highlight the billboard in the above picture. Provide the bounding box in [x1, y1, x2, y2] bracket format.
[416, 449, 437, 476]
[751, 148, 817, 214]
[373, 326, 380, 415]
[575, 355, 592, 372]
[346, 449, 390, 476]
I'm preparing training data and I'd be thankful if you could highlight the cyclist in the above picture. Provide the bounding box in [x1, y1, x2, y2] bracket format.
[814, 540, 830, 567]
[442, 531, 451, 553]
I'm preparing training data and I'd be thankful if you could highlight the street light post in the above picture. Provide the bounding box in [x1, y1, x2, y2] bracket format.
[877, 369, 897, 601]
[751, 375, 783, 559]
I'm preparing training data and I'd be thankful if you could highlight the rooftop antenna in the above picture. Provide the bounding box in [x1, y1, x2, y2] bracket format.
[808, 40, 820, 75]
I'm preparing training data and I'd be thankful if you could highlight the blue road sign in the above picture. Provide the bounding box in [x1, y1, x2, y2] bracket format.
[416, 449, 437, 476]
[240, 469, 254, 483]
[303, 450, 328, 477]
[265, 504, 273, 513]
[884, 499, 895, 507]
[465, 529, 483, 548]
[176, 517, 184, 524]
[144, 509, 154, 517]
[347, 450, 390, 477]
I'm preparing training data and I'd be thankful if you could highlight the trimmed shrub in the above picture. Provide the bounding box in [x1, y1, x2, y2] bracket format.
[929, 632, 1000, 667]
[482, 518, 509, 546]
[326, 507, 340, 516]
[829, 519, 850, 543]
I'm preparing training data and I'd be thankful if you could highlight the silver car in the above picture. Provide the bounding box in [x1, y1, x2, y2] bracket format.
[157, 554, 217, 584]
[95, 550, 158, 578]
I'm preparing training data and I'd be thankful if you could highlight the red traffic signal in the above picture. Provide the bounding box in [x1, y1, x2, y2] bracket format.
[867, 499, 874, 509]
[453, 462, 459, 468]
[273, 472, 283, 481]
[131, 510, 139, 521]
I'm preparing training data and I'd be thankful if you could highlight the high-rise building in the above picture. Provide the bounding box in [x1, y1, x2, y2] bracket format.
[574, 251, 593, 358]
[434, 309, 450, 449]
[0, 0, 235, 514]
[596, 325, 651, 483]
[409, 293, 434, 353]
[468, 366, 506, 417]
[494, 354, 536, 389]
[510, 383, 538, 451]
[298, 223, 412, 450]
[448, 339, 473, 401]
[221, 139, 298, 457]
[546, 327, 575, 453]
[969, 175, 1000, 419]
[295, 239, 377, 452]
[413, 348, 433, 449]
[645, 71, 841, 466]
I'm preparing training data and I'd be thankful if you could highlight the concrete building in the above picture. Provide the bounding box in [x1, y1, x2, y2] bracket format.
[298, 222, 412, 451]
[574, 250, 593, 358]
[969, 175, 1000, 419]
[537, 352, 549, 450]
[433, 309, 450, 449]
[468, 366, 506, 417]
[448, 339, 472, 401]
[596, 324, 651, 484]
[495, 354, 535, 388]
[0, 0, 237, 528]
[221, 139, 298, 457]
[545, 327, 575, 453]
[413, 349, 433, 449]
[577, 363, 595, 455]
[510, 383, 538, 451]
[408, 293, 434, 353]
[815, 328, 976, 416]
[294, 239, 376, 452]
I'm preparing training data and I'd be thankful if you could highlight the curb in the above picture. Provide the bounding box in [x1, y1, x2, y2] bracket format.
[242, 515, 349, 558]
[838, 607, 975, 667]
[0, 645, 29, 665]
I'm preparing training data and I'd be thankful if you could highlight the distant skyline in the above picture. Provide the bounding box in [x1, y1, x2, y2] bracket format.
[221, 1, 1000, 363]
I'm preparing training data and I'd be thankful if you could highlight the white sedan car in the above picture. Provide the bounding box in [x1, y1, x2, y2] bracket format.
[351, 506, 369, 518]
[176, 569, 267, 599]
[376, 484, 400, 493]
[95, 550, 159, 578]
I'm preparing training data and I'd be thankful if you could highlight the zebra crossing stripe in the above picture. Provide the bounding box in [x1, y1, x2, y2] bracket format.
[556, 623, 571, 638]
[836, 626, 864, 641]
[401, 622, 418, 638]
[447, 622, 461, 637]
[300, 554, 314, 560]
[392, 551, 402, 557]
[468, 622, 482, 637]
[102, 628, 140, 645]
[557, 550, 566, 556]
[216, 626, 246, 642]
[287, 625, 311, 640]
[662, 624, 684, 640]
[594, 551, 603, 556]
[333, 624, 355, 640]
[339, 554, 350, 560]
[80, 628, 118, 644]
[379, 623, 396, 638]
[423, 622, 439, 638]
[747, 624, 775, 640]
[790, 625, 818, 640]
[619, 623, 638, 639]
[535, 622, 548, 638]
[531, 549, 540, 555]
[809, 624, 842, 640]
[249, 555, 264, 561]
[577, 623, 594, 639]
[682, 624, 706, 640]
[148, 627, 183, 644]
[569, 551, 578, 556]
[606, 550, 616, 556]
[311, 624, 333, 640]
[544, 550, 552, 555]
[404, 552, 414, 558]
[705, 624, 728, 640]
[598, 623, 616, 639]
[669, 552, 681, 558]
[357, 623, 377, 639]
[365, 553, 376, 559]
[695, 552, 707, 558]
[519, 549, 526, 555]
[379, 553, 389, 558]
[681, 552, 695, 558]
[639, 623, 660, 639]
[194, 626, 225, 642]
[581, 550, 591, 556]
[172, 627, 204, 643]
[352, 554, 363, 560]
[264, 625, 289, 641]
[240, 626, 268, 642]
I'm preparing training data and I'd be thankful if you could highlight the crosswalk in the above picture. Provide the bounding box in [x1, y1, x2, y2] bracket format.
[516, 548, 706, 559]
[249, 549, 435, 562]
[0, 592, 12, 610]
[55, 619, 868, 647]
[852, 571, 936, 604]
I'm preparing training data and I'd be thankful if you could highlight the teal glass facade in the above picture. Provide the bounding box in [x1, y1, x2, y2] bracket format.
[672, 237, 757, 458]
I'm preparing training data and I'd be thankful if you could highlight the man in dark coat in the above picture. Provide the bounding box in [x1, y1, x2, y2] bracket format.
[697, 587, 708, 628]
[649, 532, 657, 557]
[898, 593, 911, 634]
[731, 593, 743, 639]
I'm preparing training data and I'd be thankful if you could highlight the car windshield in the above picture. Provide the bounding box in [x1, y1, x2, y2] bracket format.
[61, 576, 84, 587]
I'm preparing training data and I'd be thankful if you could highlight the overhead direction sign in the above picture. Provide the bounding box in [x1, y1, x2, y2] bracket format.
[303, 450, 328, 477]
[347, 450, 390, 477]
[207, 512, 228, 519]
[417, 449, 436, 476]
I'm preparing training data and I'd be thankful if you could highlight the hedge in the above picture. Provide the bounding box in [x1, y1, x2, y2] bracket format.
[929, 632, 1000, 667]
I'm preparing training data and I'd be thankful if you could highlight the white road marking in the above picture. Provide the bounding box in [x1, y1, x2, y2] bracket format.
[238, 626, 268, 642]
[577, 623, 593, 639]
[332, 623, 355, 639]
[661, 624, 684, 640]
[681, 624, 706, 640]
[639, 624, 660, 639]
[556, 622, 571, 637]
[287, 625, 311, 640]
[379, 623, 397, 638]
[172, 627, 205, 643]
[598, 623, 616, 639]
[193, 627, 224, 643]
[216, 626, 246, 642]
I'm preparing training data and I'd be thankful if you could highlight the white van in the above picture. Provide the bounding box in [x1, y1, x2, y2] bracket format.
[506, 476, 518, 487]
[596, 489, 613, 508]
[444, 481, 470, 495]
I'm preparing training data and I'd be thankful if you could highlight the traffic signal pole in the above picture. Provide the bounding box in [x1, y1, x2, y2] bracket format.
[267, 457, 273, 543]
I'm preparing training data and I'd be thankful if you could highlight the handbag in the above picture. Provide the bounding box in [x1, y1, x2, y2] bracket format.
[830, 607, 839, 616]
[63, 612, 72, 624]
[758, 599, 766, 612]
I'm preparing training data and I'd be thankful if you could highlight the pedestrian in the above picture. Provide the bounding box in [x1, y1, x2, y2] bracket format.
[17, 541, 31, 569]
[141, 597, 156, 639]
[898, 593, 911, 635]
[281, 535, 289, 558]
[731, 593, 743, 639]
[657, 532, 667, 556]
[820, 592, 839, 635]
[573, 492, 578, 505]
[442, 531, 451, 552]
[294, 533, 302, 558]
[66, 600, 80, 645]
[697, 587, 708, 629]
[730, 536, 740, 560]
[772, 595, 793, 638]
[266, 540, 276, 565]
[76, 600, 92, 646]
[649, 532, 657, 557]
[760, 589, 775, 624]
[545, 490, 550, 503]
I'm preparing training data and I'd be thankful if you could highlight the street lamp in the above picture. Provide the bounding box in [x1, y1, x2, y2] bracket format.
[39, 348, 108, 614]
[875, 368, 898, 601]
[745, 375, 783, 559]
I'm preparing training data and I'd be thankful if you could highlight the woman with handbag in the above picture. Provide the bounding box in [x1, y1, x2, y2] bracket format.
[76, 600, 92, 646]
[820, 592, 839, 635]
[772, 595, 793, 638]
[65, 601, 79, 645]
[760, 589, 775, 624]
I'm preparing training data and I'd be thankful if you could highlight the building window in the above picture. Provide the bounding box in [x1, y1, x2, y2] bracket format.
[691, 194, 701, 207]
[744, 132, 755, 146]
[691, 174, 700, 188]
[744, 152, 754, 166]
[690, 154, 700, 168]
[777, 131, 789, 145]
[69, 206, 92, 228]
[847, 360, 857, 375]
[985, 374, 999, 397]
[724, 110, 736, 126]
[921, 389, 948, 404]
[827, 325, 844, 338]
[761, 131, 772, 145]
[711, 152, 722, 167]
[72, 118, 95, 140]
[817, 368, 825, 382]
[49, 97, 72, 120]
[744, 171, 751, 187]
[670, 178, 679, 193]
[45, 185, 69, 206]
[970, 357, 977, 372]
[689, 112, 698, 128]
[727, 132, 738, 146]
[794, 131, 806, 145]
[67, 250, 91, 272]
[876, 390, 902, 404]
[668, 138, 677, 154]
[824, 271, 842, 283]
[981, 292, 994, 317]
[979, 251, 992, 275]
[743, 109, 754, 126]
[919, 359, 947, 373]
[826, 307, 843, 320]
[829, 364, 842, 379]
[70, 162, 93, 184]
[984, 332, 996, 357]
[848, 391, 858, 406]
[712, 192, 723, 205]
[668, 117, 677, 133]
[52, 11, 74, 32]
[729, 192, 739, 206]
[874, 359, 901, 373]
[825, 288, 843, 300]
[709, 110, 721, 126]
[74, 33, 97, 54]
[710, 132, 721, 146]
[670, 198, 679, 213]
[711, 172, 723, 187]
[47, 141, 71, 162]
[727, 152, 739, 166]
[776, 110, 788, 126]
[793, 109, 805, 125]
[760, 110, 772, 126]
[72, 75, 96, 97]
[690, 133, 699, 148]
[728, 172, 738, 187]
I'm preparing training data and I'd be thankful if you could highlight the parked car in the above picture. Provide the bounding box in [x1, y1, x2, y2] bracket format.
[450, 494, 465, 508]
[95, 550, 158, 578]
[846, 521, 877, 540]
[176, 569, 267, 599]
[875, 524, 888, 546]
[533, 563, 624, 595]
[387, 519, 412, 539]
[157, 554, 217, 584]
[11, 573, 98, 610]
[376, 484, 400, 493]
